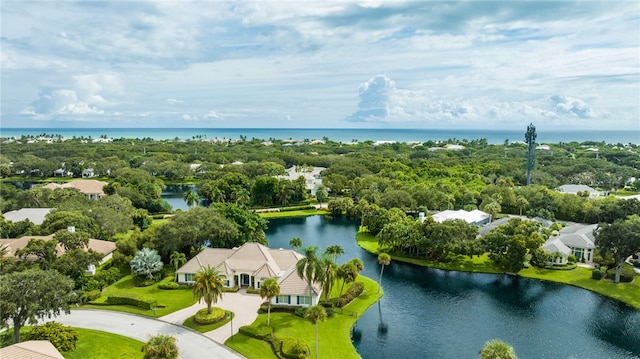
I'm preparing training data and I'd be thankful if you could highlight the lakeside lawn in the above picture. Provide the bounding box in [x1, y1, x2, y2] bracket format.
[84, 274, 196, 317]
[356, 231, 640, 310]
[226, 276, 382, 359]
[258, 208, 328, 218]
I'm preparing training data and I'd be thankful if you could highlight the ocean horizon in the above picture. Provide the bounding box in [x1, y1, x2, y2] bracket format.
[0, 127, 638, 145]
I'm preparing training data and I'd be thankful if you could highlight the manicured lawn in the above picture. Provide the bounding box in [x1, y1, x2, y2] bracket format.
[84, 275, 196, 317]
[226, 276, 382, 359]
[357, 231, 640, 310]
[63, 328, 143, 359]
[182, 311, 233, 333]
[259, 209, 328, 218]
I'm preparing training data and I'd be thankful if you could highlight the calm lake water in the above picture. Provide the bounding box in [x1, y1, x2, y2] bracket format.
[265, 216, 640, 359]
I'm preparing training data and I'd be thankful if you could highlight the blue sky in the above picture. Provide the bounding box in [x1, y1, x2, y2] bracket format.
[1, 1, 638, 130]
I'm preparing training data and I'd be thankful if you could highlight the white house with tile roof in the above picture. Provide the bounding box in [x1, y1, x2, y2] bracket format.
[552, 223, 597, 263]
[176, 242, 321, 306]
[542, 237, 572, 265]
[42, 179, 107, 200]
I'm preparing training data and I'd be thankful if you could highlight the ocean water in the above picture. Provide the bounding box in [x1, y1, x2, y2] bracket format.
[0, 127, 638, 145]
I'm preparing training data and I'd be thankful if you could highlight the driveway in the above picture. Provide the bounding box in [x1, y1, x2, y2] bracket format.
[160, 289, 265, 343]
[51, 310, 245, 359]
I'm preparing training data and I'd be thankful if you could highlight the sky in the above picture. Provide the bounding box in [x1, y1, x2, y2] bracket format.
[1, 1, 639, 130]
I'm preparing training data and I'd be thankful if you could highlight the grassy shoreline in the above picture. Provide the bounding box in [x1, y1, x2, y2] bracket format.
[356, 231, 640, 310]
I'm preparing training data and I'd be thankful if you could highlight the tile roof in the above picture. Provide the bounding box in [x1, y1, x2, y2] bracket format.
[1, 234, 116, 259]
[557, 224, 596, 249]
[543, 237, 571, 255]
[42, 179, 107, 195]
[2, 208, 52, 225]
[0, 340, 65, 359]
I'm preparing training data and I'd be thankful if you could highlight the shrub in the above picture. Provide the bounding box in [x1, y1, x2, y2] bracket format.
[81, 290, 102, 303]
[337, 281, 365, 307]
[591, 269, 603, 280]
[106, 295, 157, 309]
[239, 324, 273, 340]
[567, 255, 577, 264]
[246, 286, 260, 294]
[258, 304, 297, 315]
[606, 265, 636, 283]
[279, 336, 310, 359]
[194, 307, 226, 324]
[27, 322, 79, 352]
[224, 285, 240, 293]
[294, 307, 307, 318]
[158, 281, 180, 290]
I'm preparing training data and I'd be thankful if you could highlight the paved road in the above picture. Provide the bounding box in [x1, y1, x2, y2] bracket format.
[52, 310, 245, 359]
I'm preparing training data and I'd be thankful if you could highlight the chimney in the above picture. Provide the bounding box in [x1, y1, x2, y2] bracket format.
[67, 226, 76, 233]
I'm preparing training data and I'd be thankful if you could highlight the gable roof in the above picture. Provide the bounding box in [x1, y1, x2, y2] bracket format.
[2, 208, 52, 225]
[0, 340, 65, 359]
[557, 223, 597, 249]
[543, 237, 572, 255]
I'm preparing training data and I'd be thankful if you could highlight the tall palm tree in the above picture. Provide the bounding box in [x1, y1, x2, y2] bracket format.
[183, 189, 199, 208]
[193, 265, 225, 314]
[484, 201, 501, 223]
[296, 246, 324, 301]
[320, 255, 338, 301]
[142, 334, 179, 359]
[169, 251, 186, 280]
[377, 253, 391, 293]
[305, 305, 327, 359]
[289, 237, 303, 252]
[479, 339, 517, 359]
[349, 258, 364, 273]
[516, 196, 529, 216]
[324, 245, 344, 262]
[336, 262, 358, 307]
[259, 278, 280, 327]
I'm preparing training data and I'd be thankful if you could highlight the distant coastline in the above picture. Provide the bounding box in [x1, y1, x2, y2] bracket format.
[0, 127, 638, 145]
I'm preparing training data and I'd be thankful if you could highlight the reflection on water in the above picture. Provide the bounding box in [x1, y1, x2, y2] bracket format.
[266, 216, 640, 359]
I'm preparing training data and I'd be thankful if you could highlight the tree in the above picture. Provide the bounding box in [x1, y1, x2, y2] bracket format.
[483, 218, 545, 274]
[377, 253, 391, 293]
[27, 322, 78, 352]
[142, 334, 179, 359]
[182, 189, 200, 208]
[296, 246, 324, 300]
[525, 123, 537, 186]
[0, 268, 75, 343]
[594, 215, 640, 283]
[484, 201, 502, 223]
[130, 248, 164, 280]
[479, 339, 517, 359]
[336, 262, 358, 307]
[53, 248, 103, 284]
[305, 305, 327, 359]
[169, 251, 186, 274]
[259, 278, 280, 327]
[320, 255, 338, 302]
[315, 184, 328, 203]
[515, 196, 529, 216]
[14, 238, 57, 270]
[324, 245, 344, 262]
[289, 237, 303, 252]
[193, 265, 225, 314]
[54, 229, 89, 250]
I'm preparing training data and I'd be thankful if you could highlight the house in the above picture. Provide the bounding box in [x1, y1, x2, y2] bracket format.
[0, 340, 65, 359]
[276, 165, 326, 195]
[429, 209, 490, 226]
[542, 237, 571, 265]
[557, 184, 601, 198]
[1, 231, 117, 269]
[42, 179, 107, 200]
[2, 208, 53, 225]
[554, 223, 597, 263]
[81, 168, 96, 178]
[176, 242, 321, 307]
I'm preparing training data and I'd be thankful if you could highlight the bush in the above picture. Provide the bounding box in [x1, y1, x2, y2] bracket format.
[567, 255, 577, 264]
[279, 205, 316, 212]
[258, 304, 297, 315]
[158, 281, 180, 290]
[80, 290, 102, 303]
[591, 269, 603, 280]
[606, 265, 636, 283]
[337, 281, 365, 307]
[224, 285, 240, 293]
[239, 324, 273, 340]
[106, 295, 157, 309]
[194, 307, 226, 324]
[279, 336, 310, 359]
[27, 322, 79, 352]
[294, 307, 307, 318]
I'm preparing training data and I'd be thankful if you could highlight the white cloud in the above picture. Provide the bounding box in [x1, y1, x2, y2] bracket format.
[167, 98, 184, 105]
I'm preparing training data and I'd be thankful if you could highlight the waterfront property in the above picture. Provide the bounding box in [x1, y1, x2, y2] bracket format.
[552, 223, 597, 263]
[176, 242, 321, 306]
[276, 165, 326, 195]
[41, 179, 107, 200]
[541, 237, 571, 265]
[423, 209, 490, 226]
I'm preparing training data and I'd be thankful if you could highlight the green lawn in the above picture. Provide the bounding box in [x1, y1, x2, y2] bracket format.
[259, 209, 328, 218]
[63, 328, 143, 359]
[226, 276, 382, 359]
[84, 275, 197, 317]
[356, 231, 640, 310]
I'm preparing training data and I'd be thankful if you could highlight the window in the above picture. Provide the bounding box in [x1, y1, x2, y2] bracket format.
[276, 295, 290, 304]
[256, 281, 261, 289]
[185, 273, 195, 282]
[572, 248, 584, 260]
[224, 279, 230, 287]
[297, 296, 311, 305]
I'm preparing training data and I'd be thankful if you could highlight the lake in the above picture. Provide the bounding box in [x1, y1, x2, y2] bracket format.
[265, 215, 640, 359]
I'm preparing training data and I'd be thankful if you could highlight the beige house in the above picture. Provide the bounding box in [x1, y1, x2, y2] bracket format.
[0, 340, 64, 359]
[177, 242, 321, 307]
[42, 179, 107, 200]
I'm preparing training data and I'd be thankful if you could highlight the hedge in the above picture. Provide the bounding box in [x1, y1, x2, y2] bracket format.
[106, 295, 158, 309]
[80, 290, 102, 303]
[194, 307, 226, 324]
[336, 281, 365, 308]
[279, 336, 309, 359]
[239, 324, 273, 341]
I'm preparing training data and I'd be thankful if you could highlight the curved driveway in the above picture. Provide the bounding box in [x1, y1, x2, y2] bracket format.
[52, 310, 245, 359]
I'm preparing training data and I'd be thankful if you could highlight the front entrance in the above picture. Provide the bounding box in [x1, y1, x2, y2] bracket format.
[240, 273, 251, 287]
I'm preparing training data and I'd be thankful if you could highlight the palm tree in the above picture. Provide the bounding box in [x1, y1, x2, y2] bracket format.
[377, 253, 391, 293]
[349, 258, 364, 273]
[484, 201, 501, 223]
[336, 262, 358, 307]
[296, 246, 324, 301]
[183, 189, 199, 208]
[320, 255, 338, 301]
[233, 187, 250, 205]
[516, 196, 529, 216]
[305, 305, 327, 359]
[259, 278, 280, 327]
[169, 251, 186, 280]
[130, 248, 164, 280]
[324, 245, 344, 262]
[289, 237, 303, 252]
[193, 265, 225, 314]
[479, 339, 517, 359]
[142, 334, 179, 359]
